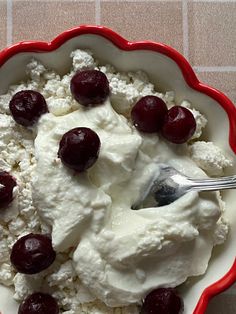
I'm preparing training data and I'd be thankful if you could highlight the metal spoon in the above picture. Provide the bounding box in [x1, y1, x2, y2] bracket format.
[134, 164, 236, 209]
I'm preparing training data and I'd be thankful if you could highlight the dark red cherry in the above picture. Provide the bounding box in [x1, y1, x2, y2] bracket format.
[161, 106, 196, 144]
[0, 171, 17, 208]
[9, 90, 48, 127]
[10, 233, 56, 274]
[141, 288, 184, 314]
[58, 127, 101, 172]
[18, 292, 59, 314]
[131, 96, 168, 133]
[70, 70, 109, 106]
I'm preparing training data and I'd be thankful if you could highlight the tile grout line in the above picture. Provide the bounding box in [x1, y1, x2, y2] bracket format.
[182, 0, 189, 59]
[7, 0, 13, 46]
[194, 66, 236, 72]
[95, 0, 101, 25]
[100, 0, 236, 2]
[193, 0, 236, 2]
[96, 0, 184, 2]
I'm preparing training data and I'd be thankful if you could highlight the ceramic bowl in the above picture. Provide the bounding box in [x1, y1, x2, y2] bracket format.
[0, 25, 236, 314]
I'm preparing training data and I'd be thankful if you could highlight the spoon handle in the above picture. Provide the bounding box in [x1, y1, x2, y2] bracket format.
[190, 175, 236, 192]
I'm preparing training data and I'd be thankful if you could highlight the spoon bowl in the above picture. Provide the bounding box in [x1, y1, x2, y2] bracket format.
[136, 164, 236, 208]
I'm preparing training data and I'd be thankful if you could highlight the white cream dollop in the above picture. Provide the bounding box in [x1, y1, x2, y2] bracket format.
[33, 97, 225, 307]
[33, 99, 142, 252]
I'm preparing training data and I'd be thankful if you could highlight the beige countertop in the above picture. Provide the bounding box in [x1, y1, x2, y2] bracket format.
[0, 0, 236, 313]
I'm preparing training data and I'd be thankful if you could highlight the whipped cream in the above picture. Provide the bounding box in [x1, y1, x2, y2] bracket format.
[0, 49, 232, 312]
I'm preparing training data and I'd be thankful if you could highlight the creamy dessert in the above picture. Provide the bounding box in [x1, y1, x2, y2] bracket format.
[0, 50, 232, 314]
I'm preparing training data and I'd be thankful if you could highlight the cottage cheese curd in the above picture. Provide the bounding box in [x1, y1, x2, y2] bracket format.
[0, 49, 232, 313]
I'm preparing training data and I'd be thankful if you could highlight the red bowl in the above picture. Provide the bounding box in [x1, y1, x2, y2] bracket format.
[0, 25, 236, 314]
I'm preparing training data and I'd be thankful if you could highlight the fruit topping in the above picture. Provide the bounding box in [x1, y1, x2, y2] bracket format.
[70, 70, 110, 106]
[0, 171, 17, 208]
[131, 96, 168, 133]
[141, 288, 184, 314]
[58, 127, 101, 172]
[10, 233, 56, 274]
[9, 90, 48, 127]
[161, 106, 196, 144]
[18, 292, 59, 314]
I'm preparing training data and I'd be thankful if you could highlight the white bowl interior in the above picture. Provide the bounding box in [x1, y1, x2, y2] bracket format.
[0, 34, 235, 314]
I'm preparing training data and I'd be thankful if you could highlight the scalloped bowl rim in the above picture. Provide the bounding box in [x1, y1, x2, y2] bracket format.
[0, 25, 236, 314]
